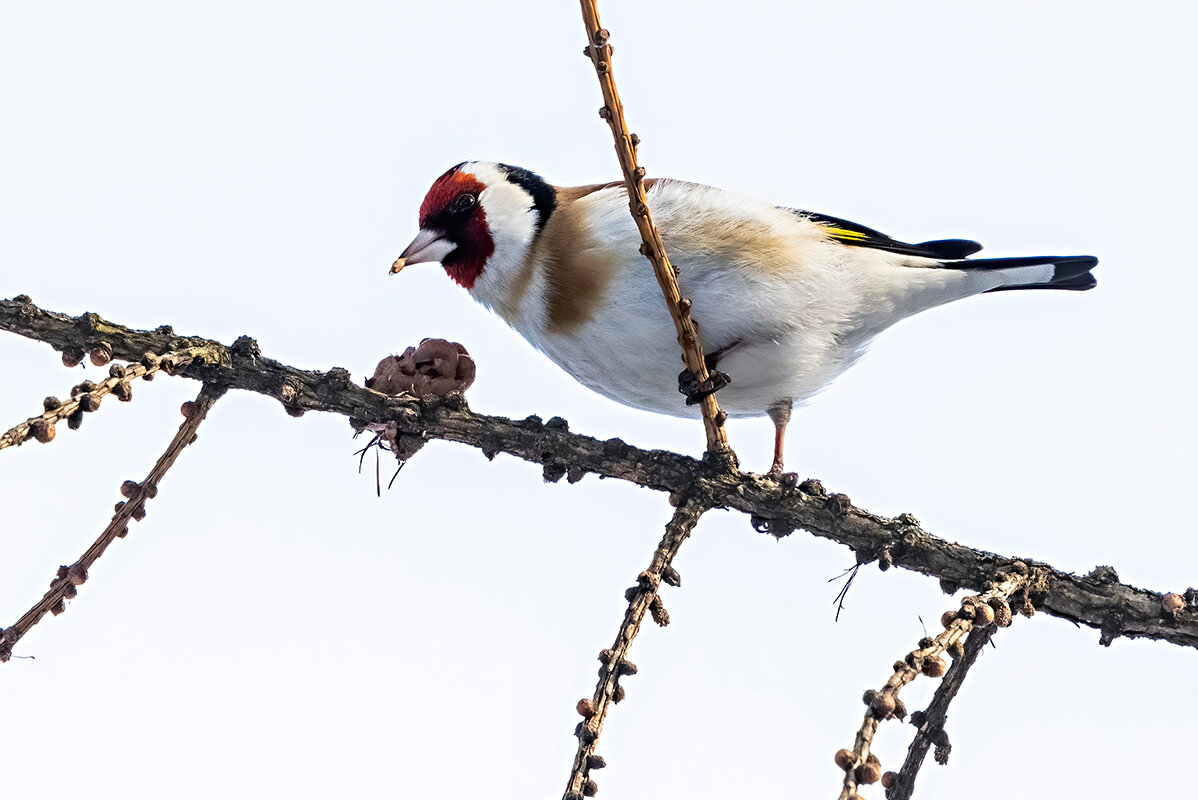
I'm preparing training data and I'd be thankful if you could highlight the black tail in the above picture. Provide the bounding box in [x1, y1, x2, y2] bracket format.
[963, 255, 1099, 292]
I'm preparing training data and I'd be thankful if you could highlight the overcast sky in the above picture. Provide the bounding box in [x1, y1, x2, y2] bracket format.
[2, 2, 1195, 798]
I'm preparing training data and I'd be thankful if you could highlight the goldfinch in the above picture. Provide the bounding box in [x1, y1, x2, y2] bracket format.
[391, 162, 1096, 476]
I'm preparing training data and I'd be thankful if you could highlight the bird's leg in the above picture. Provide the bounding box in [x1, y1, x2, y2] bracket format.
[765, 398, 794, 481]
[677, 342, 735, 406]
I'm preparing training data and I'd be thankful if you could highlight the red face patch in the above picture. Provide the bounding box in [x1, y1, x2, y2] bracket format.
[417, 166, 494, 290]
[419, 168, 487, 228]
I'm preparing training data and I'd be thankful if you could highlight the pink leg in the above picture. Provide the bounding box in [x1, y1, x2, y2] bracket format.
[765, 398, 793, 479]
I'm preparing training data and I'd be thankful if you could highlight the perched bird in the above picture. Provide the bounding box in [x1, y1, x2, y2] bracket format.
[391, 161, 1096, 476]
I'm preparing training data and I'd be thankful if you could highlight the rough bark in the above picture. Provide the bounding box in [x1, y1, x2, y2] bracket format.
[3, 295, 1195, 651]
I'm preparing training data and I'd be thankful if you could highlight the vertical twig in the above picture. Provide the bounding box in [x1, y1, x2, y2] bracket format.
[563, 495, 710, 800]
[0, 384, 225, 662]
[577, 0, 735, 467]
[885, 625, 993, 800]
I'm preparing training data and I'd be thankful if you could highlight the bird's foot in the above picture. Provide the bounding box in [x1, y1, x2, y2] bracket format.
[765, 464, 798, 488]
[677, 367, 731, 406]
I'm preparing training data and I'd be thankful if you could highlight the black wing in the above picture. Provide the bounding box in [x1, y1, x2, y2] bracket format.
[788, 208, 984, 260]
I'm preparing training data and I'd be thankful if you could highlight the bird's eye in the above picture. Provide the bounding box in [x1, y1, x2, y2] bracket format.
[450, 193, 478, 213]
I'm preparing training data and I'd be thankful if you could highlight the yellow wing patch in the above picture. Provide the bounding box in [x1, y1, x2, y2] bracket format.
[826, 227, 869, 242]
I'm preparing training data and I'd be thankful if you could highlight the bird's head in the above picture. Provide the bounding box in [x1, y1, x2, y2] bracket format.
[392, 161, 556, 290]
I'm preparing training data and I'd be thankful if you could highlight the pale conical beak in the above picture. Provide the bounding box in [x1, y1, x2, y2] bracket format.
[390, 229, 456, 274]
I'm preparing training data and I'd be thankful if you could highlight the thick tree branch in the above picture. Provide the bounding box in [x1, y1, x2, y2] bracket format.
[2, 296, 1195, 651]
[577, 1, 734, 464]
[0, 383, 223, 661]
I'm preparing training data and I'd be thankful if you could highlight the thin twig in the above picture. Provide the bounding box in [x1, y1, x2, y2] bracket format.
[2, 298, 1196, 650]
[563, 495, 710, 800]
[834, 575, 1025, 800]
[577, 0, 735, 466]
[886, 625, 993, 800]
[0, 384, 225, 661]
[0, 345, 220, 452]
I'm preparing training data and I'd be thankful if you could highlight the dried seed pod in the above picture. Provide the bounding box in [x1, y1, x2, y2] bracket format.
[108, 363, 127, 379]
[67, 409, 84, 430]
[881, 771, 899, 789]
[855, 761, 882, 785]
[649, 596, 670, 627]
[51, 599, 66, 616]
[130, 503, 146, 521]
[922, 657, 947, 678]
[870, 691, 896, 719]
[582, 779, 598, 797]
[990, 598, 1013, 627]
[79, 393, 101, 412]
[661, 566, 681, 587]
[30, 419, 55, 443]
[67, 564, 88, 586]
[42, 396, 62, 411]
[586, 755, 607, 770]
[834, 749, 856, 771]
[120, 480, 140, 499]
[578, 726, 597, 745]
[612, 685, 625, 703]
[61, 348, 83, 368]
[89, 342, 112, 366]
[141, 352, 160, 370]
[616, 660, 637, 677]
[113, 380, 133, 402]
[947, 641, 965, 660]
[180, 401, 197, 418]
[1162, 593, 1186, 616]
[598, 649, 615, 665]
[941, 610, 958, 628]
[576, 698, 596, 718]
[974, 603, 996, 626]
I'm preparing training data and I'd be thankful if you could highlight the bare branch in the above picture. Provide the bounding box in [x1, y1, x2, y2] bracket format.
[564, 495, 710, 800]
[0, 344, 222, 452]
[885, 624, 994, 800]
[577, 1, 734, 465]
[0, 383, 224, 661]
[835, 578, 1024, 800]
[2, 296, 1195, 651]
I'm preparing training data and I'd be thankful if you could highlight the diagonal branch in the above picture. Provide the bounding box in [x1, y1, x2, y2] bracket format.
[0, 383, 225, 661]
[0, 344, 222, 452]
[1, 296, 1195, 651]
[886, 624, 994, 800]
[564, 495, 710, 800]
[577, 1, 735, 465]
[835, 576, 1024, 800]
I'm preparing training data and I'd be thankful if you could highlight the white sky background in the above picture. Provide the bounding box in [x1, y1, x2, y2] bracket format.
[1, 2, 1195, 798]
